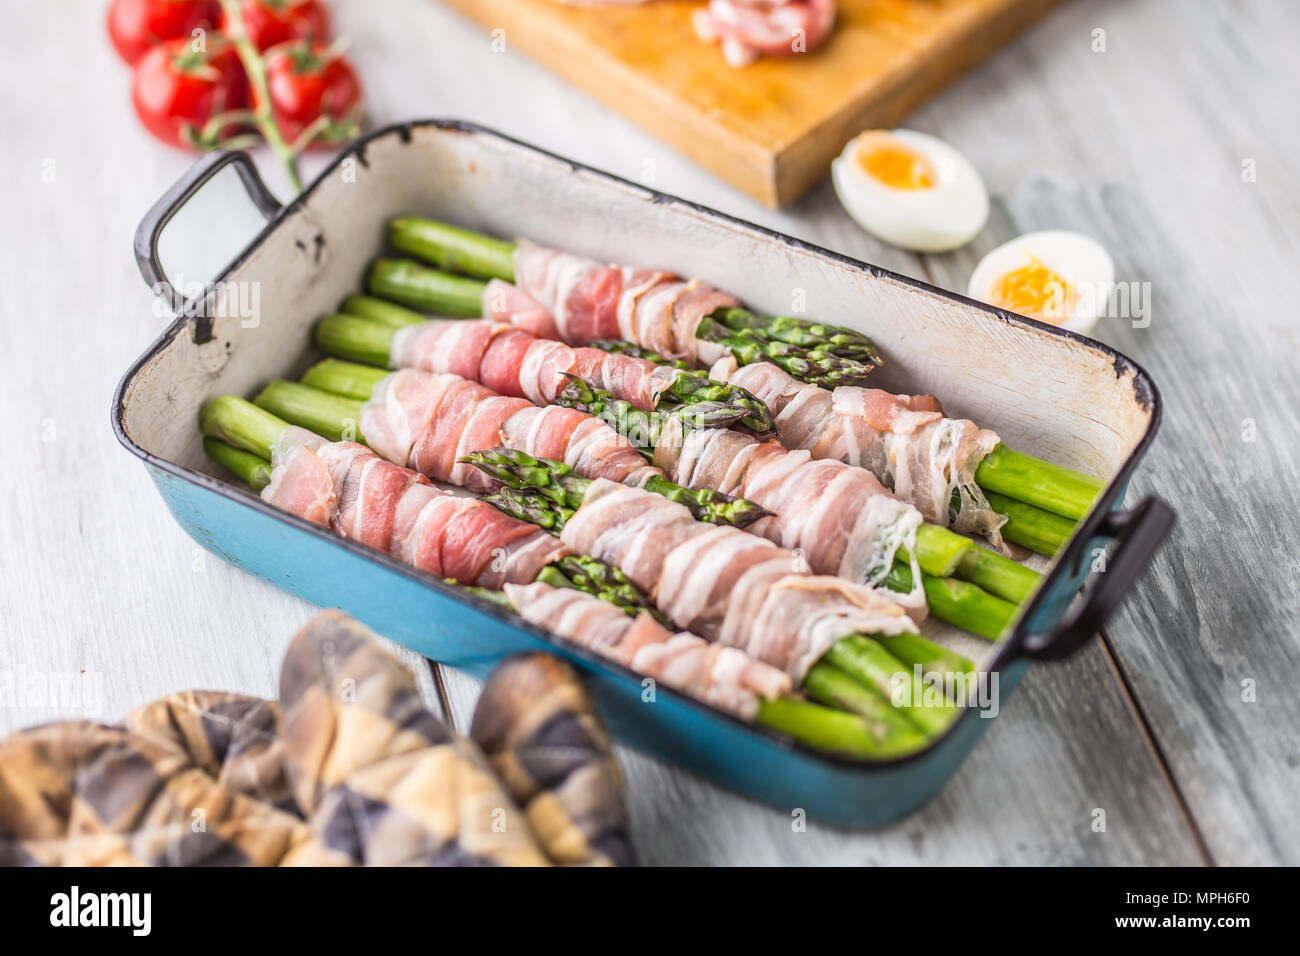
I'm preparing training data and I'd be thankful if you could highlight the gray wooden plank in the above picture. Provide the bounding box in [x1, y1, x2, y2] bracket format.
[909, 0, 1300, 863]
[439, 641, 1202, 865]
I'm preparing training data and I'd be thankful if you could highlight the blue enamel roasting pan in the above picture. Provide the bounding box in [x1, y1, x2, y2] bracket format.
[113, 121, 1173, 828]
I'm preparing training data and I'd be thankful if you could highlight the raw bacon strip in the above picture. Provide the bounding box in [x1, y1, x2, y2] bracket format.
[483, 278, 561, 340]
[560, 479, 916, 680]
[739, 575, 909, 681]
[710, 357, 1008, 549]
[390, 317, 676, 411]
[264, 427, 335, 527]
[513, 239, 623, 344]
[653, 418, 927, 617]
[505, 582, 792, 719]
[360, 369, 661, 491]
[474, 531, 569, 591]
[262, 428, 565, 585]
[506, 243, 741, 363]
[693, 0, 836, 68]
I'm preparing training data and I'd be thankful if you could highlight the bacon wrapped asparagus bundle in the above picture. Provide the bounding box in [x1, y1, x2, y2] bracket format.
[708, 355, 1007, 548]
[498, 584, 932, 761]
[477, 473, 964, 733]
[373, 216, 882, 385]
[371, 256, 875, 388]
[505, 581, 792, 720]
[200, 400, 944, 757]
[303, 325, 1038, 606]
[322, 299, 775, 433]
[256, 369, 770, 528]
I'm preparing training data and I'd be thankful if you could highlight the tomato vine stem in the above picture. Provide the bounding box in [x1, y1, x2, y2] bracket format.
[218, 0, 302, 191]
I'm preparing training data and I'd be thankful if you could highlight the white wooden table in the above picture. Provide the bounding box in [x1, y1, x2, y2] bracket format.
[3, 0, 1297, 865]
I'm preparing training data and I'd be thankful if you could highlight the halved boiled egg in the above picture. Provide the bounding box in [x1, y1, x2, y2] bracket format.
[967, 231, 1114, 335]
[832, 129, 989, 252]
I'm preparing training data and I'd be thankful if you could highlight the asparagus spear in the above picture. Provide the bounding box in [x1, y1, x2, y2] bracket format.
[301, 356, 389, 402]
[696, 323, 880, 388]
[485, 487, 570, 532]
[821, 636, 958, 734]
[253, 380, 365, 444]
[389, 216, 516, 281]
[314, 313, 395, 368]
[552, 375, 753, 454]
[369, 258, 485, 317]
[976, 445, 1102, 523]
[883, 561, 1018, 642]
[589, 339, 692, 370]
[465, 448, 772, 528]
[707, 307, 884, 365]
[537, 556, 672, 627]
[985, 491, 1076, 557]
[804, 662, 926, 733]
[341, 294, 427, 328]
[203, 436, 272, 491]
[870, 632, 976, 682]
[764, 685, 927, 759]
[955, 544, 1042, 605]
[447, 581, 515, 609]
[201, 400, 947, 759]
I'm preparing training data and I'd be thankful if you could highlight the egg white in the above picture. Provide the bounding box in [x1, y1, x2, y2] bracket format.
[967, 231, 1115, 335]
[832, 129, 989, 253]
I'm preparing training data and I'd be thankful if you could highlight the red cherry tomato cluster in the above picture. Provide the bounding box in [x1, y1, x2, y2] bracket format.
[109, 0, 362, 183]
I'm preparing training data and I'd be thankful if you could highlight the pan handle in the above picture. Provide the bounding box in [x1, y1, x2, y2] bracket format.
[1017, 496, 1175, 661]
[134, 150, 282, 315]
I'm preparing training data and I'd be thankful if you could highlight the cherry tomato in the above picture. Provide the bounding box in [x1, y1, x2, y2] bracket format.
[222, 0, 331, 52]
[108, 0, 221, 65]
[131, 37, 249, 149]
[263, 42, 363, 146]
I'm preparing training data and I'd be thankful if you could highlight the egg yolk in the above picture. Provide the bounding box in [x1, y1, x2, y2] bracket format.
[988, 258, 1076, 324]
[855, 135, 935, 190]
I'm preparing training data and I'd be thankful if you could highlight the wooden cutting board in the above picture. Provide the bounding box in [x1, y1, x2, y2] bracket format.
[439, 0, 1063, 206]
